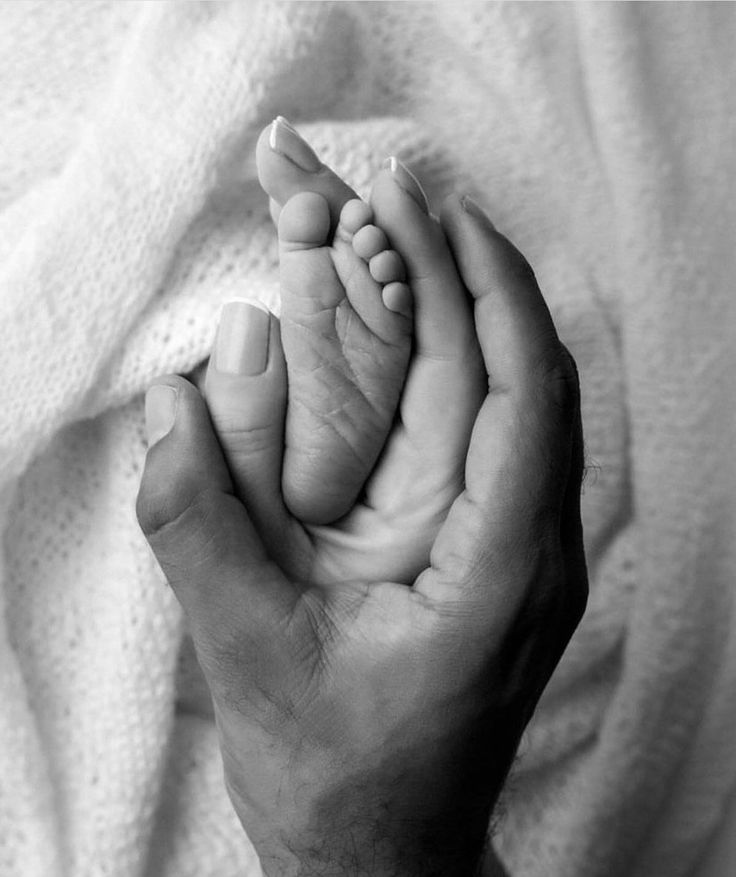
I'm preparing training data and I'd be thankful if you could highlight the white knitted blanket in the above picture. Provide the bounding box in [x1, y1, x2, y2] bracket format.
[1, 3, 735, 875]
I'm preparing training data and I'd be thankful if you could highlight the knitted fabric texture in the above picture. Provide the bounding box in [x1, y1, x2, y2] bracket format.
[1, 3, 734, 876]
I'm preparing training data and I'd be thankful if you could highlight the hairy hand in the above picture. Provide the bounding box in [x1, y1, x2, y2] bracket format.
[137, 195, 587, 876]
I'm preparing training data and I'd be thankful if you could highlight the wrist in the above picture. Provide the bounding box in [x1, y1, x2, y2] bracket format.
[227, 766, 490, 877]
[250, 830, 487, 877]
[236, 794, 492, 877]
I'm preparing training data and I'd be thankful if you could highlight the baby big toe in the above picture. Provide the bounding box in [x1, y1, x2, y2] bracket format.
[278, 191, 332, 253]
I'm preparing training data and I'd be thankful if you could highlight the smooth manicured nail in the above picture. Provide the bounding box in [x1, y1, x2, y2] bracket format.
[145, 385, 178, 447]
[461, 195, 495, 229]
[383, 156, 429, 213]
[214, 300, 271, 375]
[269, 116, 321, 173]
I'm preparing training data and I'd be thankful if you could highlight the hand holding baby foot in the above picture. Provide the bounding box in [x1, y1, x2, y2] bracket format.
[213, 121, 486, 585]
[137, 192, 587, 876]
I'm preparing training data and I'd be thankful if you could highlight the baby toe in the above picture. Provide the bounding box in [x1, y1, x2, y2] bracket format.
[353, 224, 389, 261]
[382, 281, 413, 317]
[278, 191, 331, 253]
[338, 198, 374, 235]
[369, 249, 405, 285]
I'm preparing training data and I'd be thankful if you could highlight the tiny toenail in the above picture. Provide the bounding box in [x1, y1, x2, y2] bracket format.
[269, 116, 321, 173]
[383, 156, 429, 213]
[214, 299, 271, 375]
[460, 195, 495, 229]
[145, 385, 178, 448]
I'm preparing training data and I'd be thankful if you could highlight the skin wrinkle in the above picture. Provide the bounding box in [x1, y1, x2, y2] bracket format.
[285, 362, 396, 488]
[285, 314, 404, 418]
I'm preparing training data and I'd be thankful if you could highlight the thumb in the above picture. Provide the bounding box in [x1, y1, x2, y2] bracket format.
[204, 300, 305, 564]
[136, 375, 296, 648]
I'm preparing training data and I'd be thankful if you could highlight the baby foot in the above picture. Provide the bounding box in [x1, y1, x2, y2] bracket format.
[297, 160, 488, 583]
[248, 119, 485, 579]
[277, 191, 413, 524]
[334, 160, 487, 558]
[201, 148, 489, 585]
[260, 118, 414, 524]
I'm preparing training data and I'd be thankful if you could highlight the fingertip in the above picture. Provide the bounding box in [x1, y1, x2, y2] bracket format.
[380, 156, 430, 214]
[459, 195, 496, 230]
[145, 382, 179, 449]
[370, 166, 426, 223]
[439, 192, 499, 259]
[137, 374, 235, 542]
[136, 369, 295, 649]
[438, 191, 466, 222]
[143, 373, 208, 452]
[255, 121, 274, 162]
[202, 303, 290, 546]
[213, 300, 272, 379]
[205, 304, 285, 398]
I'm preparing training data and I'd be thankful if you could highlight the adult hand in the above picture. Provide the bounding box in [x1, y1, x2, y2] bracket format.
[137, 194, 587, 876]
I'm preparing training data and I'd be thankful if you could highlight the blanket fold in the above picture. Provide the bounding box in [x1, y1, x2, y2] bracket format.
[1, 3, 734, 875]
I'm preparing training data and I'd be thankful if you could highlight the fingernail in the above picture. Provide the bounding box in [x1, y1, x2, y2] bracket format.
[269, 116, 321, 173]
[145, 385, 178, 447]
[214, 300, 271, 375]
[383, 156, 429, 213]
[461, 195, 495, 229]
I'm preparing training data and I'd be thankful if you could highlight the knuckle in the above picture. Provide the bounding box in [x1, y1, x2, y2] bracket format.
[218, 420, 275, 458]
[136, 475, 215, 545]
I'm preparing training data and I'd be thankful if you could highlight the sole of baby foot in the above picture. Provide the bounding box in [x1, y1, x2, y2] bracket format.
[278, 190, 413, 526]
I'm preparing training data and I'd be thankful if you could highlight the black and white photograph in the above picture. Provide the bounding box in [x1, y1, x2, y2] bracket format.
[1, 3, 734, 875]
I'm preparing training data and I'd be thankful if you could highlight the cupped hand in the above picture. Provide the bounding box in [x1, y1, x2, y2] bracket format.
[137, 194, 587, 876]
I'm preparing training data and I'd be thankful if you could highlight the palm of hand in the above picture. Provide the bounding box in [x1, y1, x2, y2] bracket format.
[302, 454, 462, 585]
[208, 567, 521, 877]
